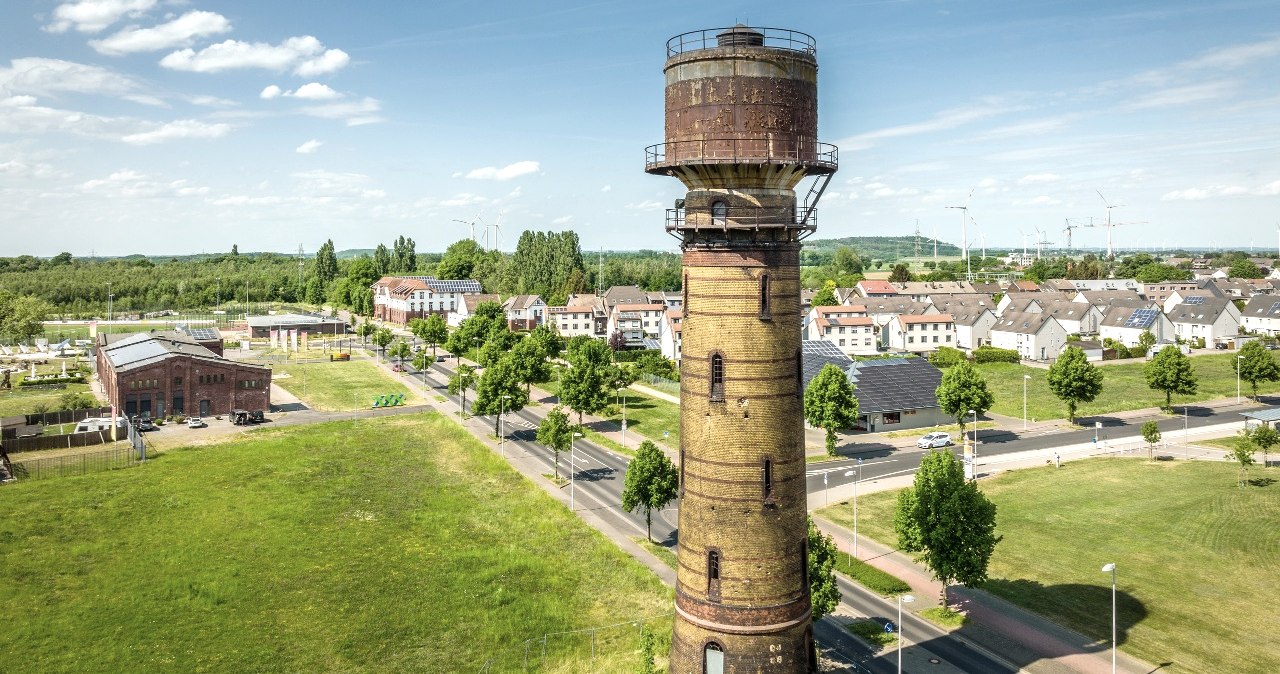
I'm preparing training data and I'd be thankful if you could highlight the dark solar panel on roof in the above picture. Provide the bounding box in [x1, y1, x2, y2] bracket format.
[1123, 308, 1159, 328]
[426, 279, 483, 293]
[1184, 296, 1206, 305]
[801, 340, 847, 358]
[186, 328, 219, 341]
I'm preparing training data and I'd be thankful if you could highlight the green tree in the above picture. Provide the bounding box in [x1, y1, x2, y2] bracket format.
[1144, 345, 1198, 409]
[888, 263, 912, 283]
[831, 245, 864, 276]
[559, 361, 610, 426]
[510, 337, 552, 395]
[1250, 424, 1278, 469]
[388, 338, 412, 363]
[1141, 420, 1162, 460]
[371, 327, 394, 360]
[373, 243, 391, 276]
[471, 355, 529, 435]
[811, 280, 838, 307]
[355, 320, 375, 345]
[58, 391, 97, 411]
[436, 238, 484, 279]
[448, 364, 477, 416]
[893, 449, 1001, 607]
[1046, 346, 1104, 423]
[803, 363, 858, 456]
[1136, 330, 1157, 357]
[1234, 340, 1280, 400]
[419, 313, 449, 357]
[935, 360, 995, 433]
[0, 293, 52, 341]
[528, 323, 565, 362]
[1229, 259, 1261, 278]
[620, 440, 679, 542]
[807, 517, 841, 621]
[536, 406, 575, 480]
[1230, 431, 1256, 488]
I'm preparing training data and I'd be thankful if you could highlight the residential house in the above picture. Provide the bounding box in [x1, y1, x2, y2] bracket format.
[1163, 287, 1224, 314]
[1139, 280, 1200, 305]
[372, 275, 484, 326]
[859, 299, 939, 329]
[971, 281, 1002, 295]
[1064, 340, 1105, 361]
[925, 293, 997, 312]
[804, 305, 870, 340]
[547, 304, 596, 338]
[989, 311, 1069, 361]
[950, 306, 998, 351]
[502, 295, 547, 331]
[565, 293, 609, 336]
[1009, 279, 1041, 293]
[658, 310, 683, 362]
[449, 293, 501, 327]
[1062, 278, 1142, 293]
[808, 306, 878, 356]
[1239, 295, 1280, 336]
[891, 280, 977, 302]
[1043, 279, 1080, 294]
[884, 314, 956, 354]
[800, 343, 949, 432]
[1038, 300, 1106, 335]
[996, 292, 1047, 315]
[1073, 289, 1146, 307]
[608, 303, 666, 346]
[1167, 297, 1241, 347]
[855, 279, 898, 299]
[1098, 305, 1174, 348]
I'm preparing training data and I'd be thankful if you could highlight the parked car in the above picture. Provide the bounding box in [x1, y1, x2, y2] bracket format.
[435, 354, 449, 362]
[132, 417, 155, 432]
[1214, 342, 1229, 350]
[916, 431, 953, 449]
[186, 417, 206, 429]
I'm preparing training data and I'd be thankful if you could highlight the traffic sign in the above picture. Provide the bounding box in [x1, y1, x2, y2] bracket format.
[884, 621, 895, 633]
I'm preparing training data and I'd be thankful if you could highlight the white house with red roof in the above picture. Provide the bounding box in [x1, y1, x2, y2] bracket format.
[608, 302, 666, 346]
[855, 279, 898, 298]
[659, 309, 683, 362]
[806, 305, 878, 356]
[372, 275, 483, 326]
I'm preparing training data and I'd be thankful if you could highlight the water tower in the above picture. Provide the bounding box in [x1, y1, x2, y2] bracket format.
[645, 25, 838, 673]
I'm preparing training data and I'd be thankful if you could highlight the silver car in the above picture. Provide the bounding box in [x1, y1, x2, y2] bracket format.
[916, 432, 953, 449]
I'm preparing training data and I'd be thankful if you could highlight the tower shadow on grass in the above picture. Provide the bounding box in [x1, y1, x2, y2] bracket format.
[977, 579, 1148, 648]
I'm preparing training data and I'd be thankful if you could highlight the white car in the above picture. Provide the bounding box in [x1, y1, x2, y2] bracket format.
[186, 417, 206, 429]
[916, 432, 953, 449]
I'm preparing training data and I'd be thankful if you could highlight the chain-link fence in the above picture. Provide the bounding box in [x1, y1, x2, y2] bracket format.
[7, 444, 140, 481]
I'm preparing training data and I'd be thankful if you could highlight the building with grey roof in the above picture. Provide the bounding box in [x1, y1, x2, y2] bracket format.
[800, 343, 950, 433]
[245, 313, 348, 338]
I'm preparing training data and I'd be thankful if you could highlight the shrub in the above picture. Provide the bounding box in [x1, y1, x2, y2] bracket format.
[928, 346, 967, 368]
[973, 345, 1020, 364]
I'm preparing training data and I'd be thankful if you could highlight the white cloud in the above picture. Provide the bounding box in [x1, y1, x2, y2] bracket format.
[160, 36, 350, 76]
[1181, 36, 1280, 71]
[1161, 183, 1261, 201]
[464, 160, 540, 181]
[1028, 196, 1061, 206]
[841, 102, 1019, 150]
[44, 0, 156, 34]
[625, 200, 663, 211]
[600, 184, 612, 192]
[89, 11, 231, 55]
[288, 83, 341, 100]
[295, 139, 322, 154]
[0, 57, 147, 100]
[1124, 81, 1237, 110]
[121, 119, 231, 145]
[977, 178, 1001, 189]
[259, 85, 282, 100]
[1258, 180, 1280, 196]
[300, 96, 382, 126]
[551, 215, 573, 225]
[188, 94, 235, 107]
[79, 169, 209, 198]
[1018, 173, 1061, 185]
[439, 193, 488, 207]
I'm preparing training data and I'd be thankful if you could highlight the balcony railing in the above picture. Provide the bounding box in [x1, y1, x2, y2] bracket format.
[645, 137, 838, 173]
[665, 27, 816, 58]
[665, 206, 817, 233]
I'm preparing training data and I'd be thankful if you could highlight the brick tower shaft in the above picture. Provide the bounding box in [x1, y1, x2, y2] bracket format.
[645, 26, 837, 674]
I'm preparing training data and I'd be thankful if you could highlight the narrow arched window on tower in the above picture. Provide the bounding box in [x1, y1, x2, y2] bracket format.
[762, 457, 774, 502]
[707, 549, 722, 601]
[711, 200, 728, 228]
[759, 273, 771, 320]
[704, 641, 725, 674]
[709, 353, 725, 402]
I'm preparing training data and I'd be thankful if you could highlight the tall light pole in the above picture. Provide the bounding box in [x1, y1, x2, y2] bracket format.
[897, 593, 915, 674]
[216, 276, 221, 309]
[1184, 406, 1189, 458]
[847, 458, 862, 558]
[571, 431, 583, 511]
[617, 386, 627, 447]
[1237, 354, 1244, 403]
[499, 394, 511, 458]
[969, 408, 978, 453]
[1101, 563, 1117, 674]
[106, 282, 114, 322]
[1023, 374, 1031, 430]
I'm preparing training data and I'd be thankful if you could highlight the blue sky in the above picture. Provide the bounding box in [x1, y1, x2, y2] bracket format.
[2, 0, 1279, 257]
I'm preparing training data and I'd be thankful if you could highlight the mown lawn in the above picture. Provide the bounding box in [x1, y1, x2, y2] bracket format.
[0, 413, 673, 673]
[817, 458, 1280, 674]
[272, 359, 418, 411]
[0, 382, 96, 418]
[540, 372, 681, 447]
[979, 351, 1280, 421]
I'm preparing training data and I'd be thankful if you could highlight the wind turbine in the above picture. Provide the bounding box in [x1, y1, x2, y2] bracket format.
[945, 187, 975, 266]
[1096, 190, 1124, 259]
[451, 213, 483, 242]
[486, 212, 505, 251]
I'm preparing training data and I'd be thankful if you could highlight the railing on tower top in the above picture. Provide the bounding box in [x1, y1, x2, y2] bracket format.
[665, 27, 817, 57]
[645, 137, 838, 173]
[665, 206, 818, 233]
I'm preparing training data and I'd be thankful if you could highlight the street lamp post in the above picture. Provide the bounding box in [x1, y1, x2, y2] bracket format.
[897, 593, 915, 674]
[1101, 563, 1117, 674]
[499, 394, 511, 458]
[1184, 406, 1189, 459]
[1237, 355, 1244, 403]
[1023, 374, 1031, 430]
[969, 408, 978, 462]
[571, 431, 583, 511]
[106, 282, 113, 322]
[617, 387, 627, 447]
[846, 458, 862, 559]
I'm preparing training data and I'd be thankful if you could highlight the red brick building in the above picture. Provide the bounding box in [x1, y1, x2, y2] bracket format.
[96, 331, 271, 418]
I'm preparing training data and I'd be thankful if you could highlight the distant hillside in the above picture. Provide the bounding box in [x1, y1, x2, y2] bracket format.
[336, 248, 373, 259]
[805, 235, 962, 260]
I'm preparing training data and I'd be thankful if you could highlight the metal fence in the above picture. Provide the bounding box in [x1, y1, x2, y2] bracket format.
[0, 406, 113, 430]
[638, 373, 680, 397]
[511, 613, 673, 672]
[8, 444, 140, 481]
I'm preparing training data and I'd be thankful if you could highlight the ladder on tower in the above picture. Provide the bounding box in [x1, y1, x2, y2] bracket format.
[797, 173, 833, 228]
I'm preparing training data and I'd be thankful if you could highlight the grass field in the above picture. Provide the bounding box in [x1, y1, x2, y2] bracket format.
[979, 351, 1280, 421]
[0, 413, 673, 673]
[0, 382, 96, 417]
[817, 458, 1280, 673]
[541, 373, 680, 447]
[272, 359, 418, 411]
